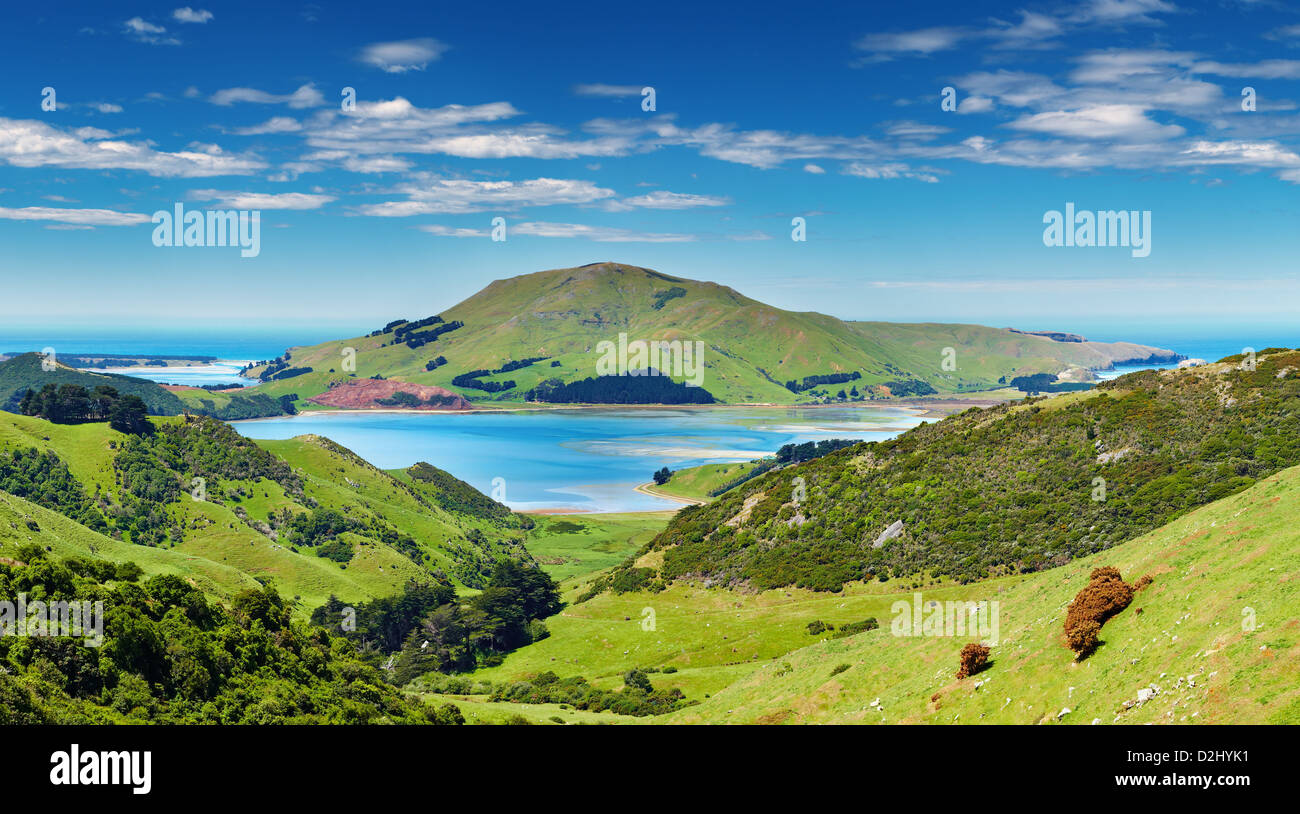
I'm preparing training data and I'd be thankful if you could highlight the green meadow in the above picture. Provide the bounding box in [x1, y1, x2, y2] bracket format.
[449, 463, 1300, 724]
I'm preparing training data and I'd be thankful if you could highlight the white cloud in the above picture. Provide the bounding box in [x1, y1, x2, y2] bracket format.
[0, 117, 265, 177]
[988, 11, 1062, 49]
[190, 190, 336, 210]
[617, 190, 728, 209]
[358, 38, 447, 73]
[855, 27, 969, 59]
[232, 117, 302, 135]
[655, 121, 885, 169]
[304, 98, 640, 160]
[885, 121, 951, 139]
[1177, 140, 1300, 168]
[1265, 24, 1300, 44]
[211, 84, 325, 109]
[123, 17, 179, 45]
[417, 224, 488, 237]
[358, 177, 616, 216]
[1007, 104, 1184, 141]
[843, 162, 939, 183]
[574, 84, 644, 97]
[1069, 0, 1175, 25]
[417, 220, 697, 242]
[512, 221, 696, 242]
[172, 7, 213, 23]
[341, 155, 412, 173]
[93, 103, 124, 114]
[0, 206, 150, 226]
[1192, 60, 1300, 80]
[803, 164, 825, 174]
[957, 96, 994, 114]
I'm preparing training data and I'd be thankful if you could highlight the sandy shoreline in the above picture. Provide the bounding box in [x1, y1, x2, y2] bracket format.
[633, 481, 707, 506]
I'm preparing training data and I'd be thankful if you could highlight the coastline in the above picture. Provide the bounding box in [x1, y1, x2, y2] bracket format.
[632, 481, 707, 507]
[232, 394, 1007, 423]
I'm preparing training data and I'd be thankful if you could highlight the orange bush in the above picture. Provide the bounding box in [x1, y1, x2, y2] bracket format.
[1063, 566, 1135, 658]
[956, 642, 991, 679]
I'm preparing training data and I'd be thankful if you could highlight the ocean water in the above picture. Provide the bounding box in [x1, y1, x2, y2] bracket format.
[231, 407, 925, 513]
[0, 323, 363, 363]
[87, 361, 255, 388]
[0, 323, 366, 389]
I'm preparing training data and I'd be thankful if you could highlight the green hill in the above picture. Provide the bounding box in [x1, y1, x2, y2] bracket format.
[0, 411, 534, 611]
[239, 262, 1180, 407]
[444, 461, 1299, 724]
[615, 349, 1300, 591]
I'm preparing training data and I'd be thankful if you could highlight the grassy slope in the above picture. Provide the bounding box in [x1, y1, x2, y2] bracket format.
[0, 353, 186, 414]
[524, 512, 673, 584]
[240, 263, 1176, 407]
[0, 489, 261, 598]
[470, 464, 1300, 723]
[0, 413, 525, 613]
[653, 461, 762, 502]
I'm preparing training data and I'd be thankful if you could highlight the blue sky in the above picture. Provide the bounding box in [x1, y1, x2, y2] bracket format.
[3, 0, 1300, 337]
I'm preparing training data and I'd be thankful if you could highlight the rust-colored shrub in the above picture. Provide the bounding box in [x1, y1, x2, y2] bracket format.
[1134, 574, 1154, 591]
[1063, 566, 1135, 658]
[956, 642, 991, 679]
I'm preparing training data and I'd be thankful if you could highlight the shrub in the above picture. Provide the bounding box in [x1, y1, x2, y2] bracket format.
[806, 620, 833, 635]
[830, 663, 851, 676]
[831, 618, 879, 639]
[955, 643, 991, 679]
[1063, 566, 1135, 658]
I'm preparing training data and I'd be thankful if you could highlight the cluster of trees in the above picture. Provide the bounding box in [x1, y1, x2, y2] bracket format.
[776, 438, 859, 464]
[652, 466, 673, 485]
[0, 549, 461, 724]
[390, 315, 444, 344]
[526, 375, 716, 404]
[313, 559, 563, 676]
[188, 392, 298, 420]
[489, 669, 690, 716]
[452, 370, 515, 393]
[368, 318, 410, 337]
[402, 321, 463, 350]
[1010, 373, 1094, 395]
[256, 356, 293, 382]
[651, 286, 687, 310]
[425, 356, 448, 372]
[879, 379, 938, 397]
[784, 371, 861, 393]
[492, 357, 548, 374]
[19, 384, 152, 434]
[406, 461, 515, 521]
[375, 391, 461, 408]
[0, 447, 108, 532]
[265, 366, 313, 381]
[110, 415, 306, 547]
[599, 350, 1300, 591]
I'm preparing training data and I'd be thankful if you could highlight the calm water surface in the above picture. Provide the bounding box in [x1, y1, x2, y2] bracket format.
[232, 407, 925, 512]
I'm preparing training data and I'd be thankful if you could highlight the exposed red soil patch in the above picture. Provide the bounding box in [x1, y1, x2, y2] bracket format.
[307, 378, 473, 410]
